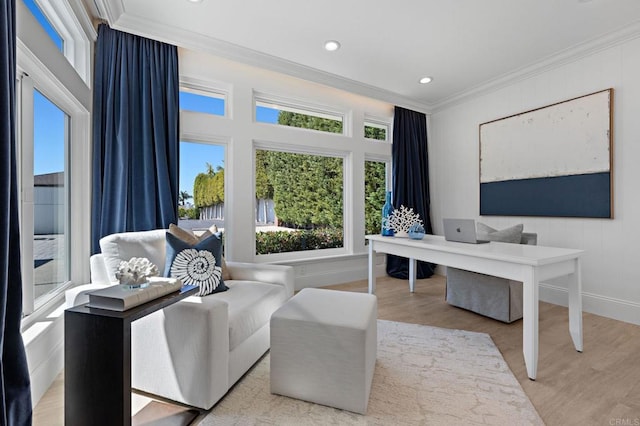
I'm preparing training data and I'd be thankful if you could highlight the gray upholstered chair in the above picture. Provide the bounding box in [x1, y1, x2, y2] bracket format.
[445, 232, 537, 323]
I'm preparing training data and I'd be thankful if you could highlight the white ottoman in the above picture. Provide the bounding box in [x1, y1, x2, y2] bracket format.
[270, 288, 377, 414]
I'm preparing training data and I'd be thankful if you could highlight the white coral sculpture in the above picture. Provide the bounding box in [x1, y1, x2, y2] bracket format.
[115, 257, 159, 285]
[383, 205, 423, 236]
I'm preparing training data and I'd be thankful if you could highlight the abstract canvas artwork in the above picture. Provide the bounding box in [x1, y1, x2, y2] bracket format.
[479, 89, 613, 218]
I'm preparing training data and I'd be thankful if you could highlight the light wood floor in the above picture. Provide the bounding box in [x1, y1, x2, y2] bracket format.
[35, 275, 640, 425]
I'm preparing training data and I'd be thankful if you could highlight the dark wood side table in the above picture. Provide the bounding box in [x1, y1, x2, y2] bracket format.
[64, 285, 199, 426]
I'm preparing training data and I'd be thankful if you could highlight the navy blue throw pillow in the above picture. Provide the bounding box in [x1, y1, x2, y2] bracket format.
[164, 232, 228, 295]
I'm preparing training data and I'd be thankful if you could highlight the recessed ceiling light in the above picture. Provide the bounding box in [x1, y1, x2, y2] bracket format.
[187, 0, 203, 3]
[324, 40, 341, 52]
[419, 77, 433, 84]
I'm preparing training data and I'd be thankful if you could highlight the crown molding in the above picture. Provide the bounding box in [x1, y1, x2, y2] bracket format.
[107, 13, 434, 114]
[431, 19, 640, 112]
[68, 0, 98, 41]
[92, 0, 125, 23]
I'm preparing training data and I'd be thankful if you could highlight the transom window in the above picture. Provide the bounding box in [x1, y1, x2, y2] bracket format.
[255, 94, 344, 134]
[23, 0, 64, 51]
[179, 88, 226, 117]
[364, 119, 389, 142]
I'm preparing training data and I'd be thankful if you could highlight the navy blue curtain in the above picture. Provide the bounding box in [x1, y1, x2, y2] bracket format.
[386, 106, 435, 279]
[91, 25, 179, 253]
[1, 0, 33, 424]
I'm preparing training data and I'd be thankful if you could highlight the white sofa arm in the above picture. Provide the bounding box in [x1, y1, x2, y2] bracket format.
[226, 262, 294, 298]
[90, 253, 111, 285]
[132, 296, 231, 409]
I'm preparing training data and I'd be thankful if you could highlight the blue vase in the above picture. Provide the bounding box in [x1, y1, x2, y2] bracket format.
[381, 191, 395, 236]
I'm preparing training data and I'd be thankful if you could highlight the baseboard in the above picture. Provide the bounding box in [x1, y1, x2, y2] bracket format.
[291, 253, 386, 290]
[29, 338, 64, 406]
[24, 317, 64, 406]
[540, 282, 640, 326]
[22, 303, 66, 407]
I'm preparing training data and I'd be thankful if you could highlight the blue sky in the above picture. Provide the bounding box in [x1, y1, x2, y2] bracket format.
[34, 91, 65, 175]
[24, 0, 63, 51]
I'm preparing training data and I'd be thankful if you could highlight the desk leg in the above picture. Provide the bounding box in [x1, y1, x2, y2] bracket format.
[568, 257, 584, 352]
[522, 268, 539, 380]
[409, 258, 416, 293]
[368, 242, 375, 294]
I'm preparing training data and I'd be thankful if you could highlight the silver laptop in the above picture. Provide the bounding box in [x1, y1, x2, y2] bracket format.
[443, 219, 490, 244]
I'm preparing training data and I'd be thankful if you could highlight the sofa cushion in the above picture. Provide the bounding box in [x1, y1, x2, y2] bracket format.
[476, 222, 523, 243]
[100, 229, 167, 282]
[172, 223, 232, 281]
[212, 281, 289, 351]
[165, 232, 228, 296]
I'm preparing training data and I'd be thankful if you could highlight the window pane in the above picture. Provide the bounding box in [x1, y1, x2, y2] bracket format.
[255, 101, 343, 134]
[365, 121, 388, 141]
[179, 90, 225, 116]
[178, 141, 226, 234]
[256, 149, 344, 254]
[365, 161, 386, 235]
[33, 90, 67, 302]
[23, 0, 64, 52]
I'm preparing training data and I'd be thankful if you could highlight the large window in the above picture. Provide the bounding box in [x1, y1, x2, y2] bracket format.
[18, 0, 93, 317]
[23, 87, 70, 311]
[255, 149, 344, 255]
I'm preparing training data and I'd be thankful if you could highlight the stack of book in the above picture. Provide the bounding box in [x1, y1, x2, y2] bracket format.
[87, 277, 183, 311]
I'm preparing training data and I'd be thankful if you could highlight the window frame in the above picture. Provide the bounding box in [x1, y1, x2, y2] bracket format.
[19, 76, 74, 315]
[253, 141, 349, 261]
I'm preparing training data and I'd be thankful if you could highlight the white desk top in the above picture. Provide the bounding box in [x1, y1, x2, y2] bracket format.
[366, 234, 584, 267]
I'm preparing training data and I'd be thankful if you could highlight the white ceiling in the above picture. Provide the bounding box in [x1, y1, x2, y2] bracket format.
[92, 0, 640, 110]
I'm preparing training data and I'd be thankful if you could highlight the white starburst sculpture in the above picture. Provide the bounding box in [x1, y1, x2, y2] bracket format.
[115, 257, 159, 286]
[383, 205, 423, 237]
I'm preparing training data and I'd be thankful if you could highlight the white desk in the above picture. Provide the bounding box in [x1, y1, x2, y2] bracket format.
[366, 234, 584, 380]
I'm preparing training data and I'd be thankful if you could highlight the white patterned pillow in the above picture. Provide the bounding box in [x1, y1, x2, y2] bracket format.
[164, 232, 228, 296]
[170, 248, 224, 296]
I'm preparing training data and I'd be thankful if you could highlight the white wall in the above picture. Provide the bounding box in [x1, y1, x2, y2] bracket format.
[430, 37, 640, 325]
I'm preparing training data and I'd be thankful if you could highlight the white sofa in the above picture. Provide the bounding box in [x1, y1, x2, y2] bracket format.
[65, 229, 294, 410]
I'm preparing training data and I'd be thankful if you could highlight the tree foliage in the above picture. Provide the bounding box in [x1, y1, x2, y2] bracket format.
[264, 150, 343, 229]
[365, 125, 386, 141]
[364, 161, 386, 234]
[277, 110, 343, 134]
[193, 163, 224, 207]
[255, 149, 273, 200]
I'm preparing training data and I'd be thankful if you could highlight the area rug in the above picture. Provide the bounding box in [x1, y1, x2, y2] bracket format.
[199, 320, 543, 425]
